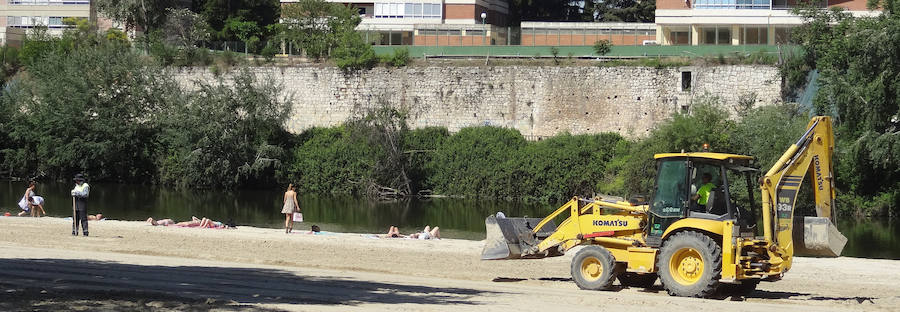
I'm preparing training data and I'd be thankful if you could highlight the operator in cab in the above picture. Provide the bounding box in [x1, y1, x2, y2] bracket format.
[691, 173, 715, 211]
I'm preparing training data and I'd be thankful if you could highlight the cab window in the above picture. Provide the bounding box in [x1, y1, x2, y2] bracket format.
[651, 160, 688, 217]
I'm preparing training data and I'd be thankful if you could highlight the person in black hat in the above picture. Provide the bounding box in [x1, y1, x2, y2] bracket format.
[71, 173, 90, 236]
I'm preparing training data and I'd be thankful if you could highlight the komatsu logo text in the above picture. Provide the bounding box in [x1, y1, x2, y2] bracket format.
[814, 155, 824, 191]
[593, 220, 628, 227]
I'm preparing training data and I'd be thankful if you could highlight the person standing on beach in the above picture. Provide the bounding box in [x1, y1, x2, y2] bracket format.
[282, 184, 300, 233]
[71, 173, 90, 236]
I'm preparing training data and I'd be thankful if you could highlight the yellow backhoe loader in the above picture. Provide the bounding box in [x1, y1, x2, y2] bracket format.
[482, 116, 847, 298]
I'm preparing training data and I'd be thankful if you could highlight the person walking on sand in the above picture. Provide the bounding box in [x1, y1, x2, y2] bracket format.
[71, 173, 90, 236]
[282, 184, 300, 233]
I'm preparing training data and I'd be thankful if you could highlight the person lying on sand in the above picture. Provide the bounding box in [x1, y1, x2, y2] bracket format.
[408, 225, 440, 240]
[87, 213, 104, 221]
[383, 226, 406, 238]
[147, 216, 231, 229]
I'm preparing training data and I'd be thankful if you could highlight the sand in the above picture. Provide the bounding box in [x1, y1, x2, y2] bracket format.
[1, 216, 898, 311]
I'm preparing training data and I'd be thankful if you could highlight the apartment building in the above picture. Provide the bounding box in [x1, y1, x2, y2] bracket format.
[0, 0, 93, 46]
[655, 0, 879, 45]
[281, 0, 510, 45]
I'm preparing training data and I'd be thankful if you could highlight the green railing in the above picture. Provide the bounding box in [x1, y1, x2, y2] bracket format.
[373, 45, 799, 58]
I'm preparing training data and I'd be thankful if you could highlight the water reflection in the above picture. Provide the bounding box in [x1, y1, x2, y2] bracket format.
[1, 180, 897, 259]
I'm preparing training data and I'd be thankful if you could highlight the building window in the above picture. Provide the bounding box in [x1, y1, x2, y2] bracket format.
[701, 26, 731, 45]
[375, 2, 441, 19]
[681, 71, 692, 91]
[740, 26, 768, 45]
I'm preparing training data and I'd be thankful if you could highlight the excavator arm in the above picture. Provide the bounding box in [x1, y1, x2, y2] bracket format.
[760, 116, 847, 265]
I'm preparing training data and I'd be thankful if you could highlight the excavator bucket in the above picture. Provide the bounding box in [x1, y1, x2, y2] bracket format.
[481, 215, 557, 260]
[792, 216, 847, 257]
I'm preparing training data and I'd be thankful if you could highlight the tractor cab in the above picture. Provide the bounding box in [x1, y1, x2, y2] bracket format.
[647, 153, 758, 245]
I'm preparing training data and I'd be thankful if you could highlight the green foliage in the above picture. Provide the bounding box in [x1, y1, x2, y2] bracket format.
[224, 17, 261, 53]
[176, 47, 213, 67]
[511, 133, 629, 202]
[199, 0, 280, 43]
[590, 0, 655, 22]
[592, 39, 612, 56]
[280, 0, 374, 66]
[94, 0, 178, 32]
[157, 69, 291, 189]
[383, 47, 411, 67]
[778, 49, 812, 99]
[0, 45, 20, 86]
[162, 8, 209, 49]
[403, 127, 449, 193]
[18, 27, 60, 67]
[332, 31, 378, 71]
[791, 4, 900, 216]
[220, 49, 243, 67]
[260, 43, 278, 63]
[287, 126, 377, 194]
[104, 28, 130, 47]
[4, 41, 177, 181]
[427, 127, 526, 199]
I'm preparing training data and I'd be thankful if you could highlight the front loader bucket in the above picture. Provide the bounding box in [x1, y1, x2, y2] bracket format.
[481, 215, 557, 260]
[792, 216, 847, 257]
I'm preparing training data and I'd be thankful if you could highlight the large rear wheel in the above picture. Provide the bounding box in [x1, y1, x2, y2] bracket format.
[658, 231, 722, 298]
[570, 245, 617, 290]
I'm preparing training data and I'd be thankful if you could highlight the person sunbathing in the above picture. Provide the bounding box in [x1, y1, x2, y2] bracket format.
[408, 225, 440, 240]
[87, 213, 104, 221]
[147, 216, 229, 228]
[383, 225, 405, 238]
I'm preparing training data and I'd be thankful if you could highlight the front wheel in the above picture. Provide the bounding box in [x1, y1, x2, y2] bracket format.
[658, 231, 722, 298]
[570, 245, 618, 290]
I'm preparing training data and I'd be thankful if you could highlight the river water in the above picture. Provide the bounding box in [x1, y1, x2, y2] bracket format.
[2, 180, 897, 259]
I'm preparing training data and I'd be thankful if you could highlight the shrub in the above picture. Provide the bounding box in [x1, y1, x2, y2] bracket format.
[261, 44, 278, 63]
[333, 31, 378, 71]
[384, 47, 411, 67]
[426, 127, 526, 199]
[593, 39, 612, 56]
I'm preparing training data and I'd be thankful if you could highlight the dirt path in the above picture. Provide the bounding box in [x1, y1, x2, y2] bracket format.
[0, 217, 898, 311]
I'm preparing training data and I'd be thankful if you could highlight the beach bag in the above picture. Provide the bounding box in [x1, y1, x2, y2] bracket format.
[292, 212, 303, 222]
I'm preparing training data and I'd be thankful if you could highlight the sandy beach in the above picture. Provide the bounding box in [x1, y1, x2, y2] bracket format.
[1, 216, 898, 311]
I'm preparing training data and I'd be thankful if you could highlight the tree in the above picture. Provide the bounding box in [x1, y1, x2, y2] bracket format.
[3, 39, 179, 181]
[162, 8, 210, 48]
[157, 69, 292, 189]
[791, 4, 900, 215]
[198, 0, 280, 44]
[94, 0, 179, 33]
[223, 17, 260, 54]
[591, 0, 655, 22]
[280, 0, 376, 66]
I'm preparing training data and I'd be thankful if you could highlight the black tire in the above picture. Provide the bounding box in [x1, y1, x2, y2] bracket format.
[570, 245, 618, 290]
[658, 231, 722, 298]
[617, 272, 658, 288]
